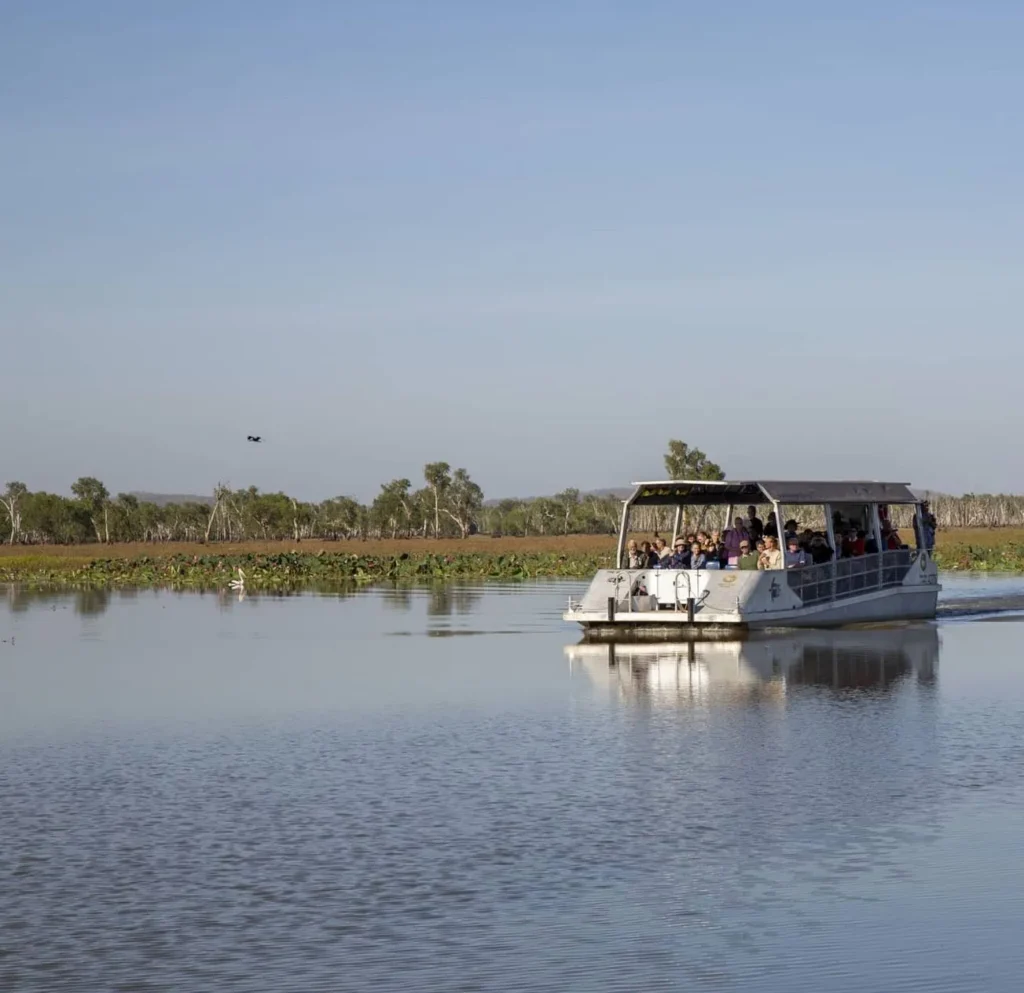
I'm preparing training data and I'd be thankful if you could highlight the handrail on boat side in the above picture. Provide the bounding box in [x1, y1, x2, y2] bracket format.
[784, 549, 919, 606]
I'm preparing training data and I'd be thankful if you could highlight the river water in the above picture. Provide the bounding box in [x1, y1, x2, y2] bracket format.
[2, 578, 1024, 992]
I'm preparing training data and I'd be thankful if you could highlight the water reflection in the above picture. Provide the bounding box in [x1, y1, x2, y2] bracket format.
[567, 625, 939, 705]
[426, 586, 482, 617]
[1, 582, 477, 619]
[74, 588, 110, 616]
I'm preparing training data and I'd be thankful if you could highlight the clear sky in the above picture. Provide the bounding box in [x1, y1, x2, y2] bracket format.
[3, 1, 1022, 502]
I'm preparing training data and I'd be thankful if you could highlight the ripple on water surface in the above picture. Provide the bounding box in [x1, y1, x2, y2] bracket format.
[1, 583, 1024, 992]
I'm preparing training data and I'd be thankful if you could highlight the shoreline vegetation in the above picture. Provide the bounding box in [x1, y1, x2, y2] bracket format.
[2, 530, 1023, 590]
[7, 441, 1024, 588]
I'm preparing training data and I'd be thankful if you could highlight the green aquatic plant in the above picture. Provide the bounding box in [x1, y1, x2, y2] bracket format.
[0, 550, 615, 591]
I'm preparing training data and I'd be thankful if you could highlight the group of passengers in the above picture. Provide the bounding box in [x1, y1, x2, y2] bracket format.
[625, 504, 917, 572]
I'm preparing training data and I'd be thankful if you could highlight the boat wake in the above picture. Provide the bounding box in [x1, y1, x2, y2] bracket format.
[938, 594, 1024, 620]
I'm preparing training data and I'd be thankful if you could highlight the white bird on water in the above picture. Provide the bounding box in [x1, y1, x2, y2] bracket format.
[228, 567, 246, 600]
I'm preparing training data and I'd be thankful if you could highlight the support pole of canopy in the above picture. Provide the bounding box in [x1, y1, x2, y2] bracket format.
[824, 503, 837, 602]
[670, 506, 682, 549]
[870, 503, 883, 589]
[772, 501, 783, 568]
[615, 501, 630, 569]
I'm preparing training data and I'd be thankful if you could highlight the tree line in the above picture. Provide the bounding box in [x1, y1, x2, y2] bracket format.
[3, 441, 1022, 545]
[0, 463, 626, 545]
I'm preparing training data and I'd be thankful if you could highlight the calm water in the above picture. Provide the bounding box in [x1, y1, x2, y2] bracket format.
[2, 579, 1024, 992]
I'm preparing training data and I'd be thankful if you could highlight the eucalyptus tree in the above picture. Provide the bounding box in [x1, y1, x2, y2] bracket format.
[409, 487, 433, 537]
[443, 468, 484, 538]
[110, 493, 140, 542]
[71, 476, 110, 543]
[423, 462, 452, 538]
[1, 481, 27, 544]
[663, 439, 725, 531]
[318, 496, 364, 539]
[21, 491, 92, 544]
[554, 488, 581, 534]
[370, 479, 412, 538]
[663, 440, 724, 481]
[205, 483, 232, 542]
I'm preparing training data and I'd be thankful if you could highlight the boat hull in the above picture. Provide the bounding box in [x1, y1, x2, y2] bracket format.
[563, 553, 940, 640]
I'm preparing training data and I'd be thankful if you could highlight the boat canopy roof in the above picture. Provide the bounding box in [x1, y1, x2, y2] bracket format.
[627, 480, 919, 508]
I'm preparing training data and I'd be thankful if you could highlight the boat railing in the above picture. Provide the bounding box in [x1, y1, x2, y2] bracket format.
[786, 549, 917, 606]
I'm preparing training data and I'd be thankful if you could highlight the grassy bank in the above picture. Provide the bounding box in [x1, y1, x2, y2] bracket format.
[1, 531, 1023, 589]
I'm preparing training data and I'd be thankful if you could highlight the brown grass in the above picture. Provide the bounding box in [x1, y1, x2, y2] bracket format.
[0, 527, 1018, 569]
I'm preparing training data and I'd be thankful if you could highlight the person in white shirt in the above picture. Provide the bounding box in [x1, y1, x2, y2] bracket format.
[758, 535, 783, 570]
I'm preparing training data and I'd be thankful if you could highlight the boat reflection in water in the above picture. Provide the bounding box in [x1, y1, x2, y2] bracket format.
[566, 625, 938, 706]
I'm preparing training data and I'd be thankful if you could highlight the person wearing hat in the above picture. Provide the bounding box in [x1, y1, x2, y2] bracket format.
[664, 537, 691, 569]
[737, 539, 759, 570]
[785, 535, 810, 569]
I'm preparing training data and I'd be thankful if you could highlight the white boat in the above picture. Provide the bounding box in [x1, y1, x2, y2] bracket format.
[563, 479, 940, 637]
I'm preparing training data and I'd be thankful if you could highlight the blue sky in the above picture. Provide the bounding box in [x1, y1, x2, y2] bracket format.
[3, 1, 1022, 501]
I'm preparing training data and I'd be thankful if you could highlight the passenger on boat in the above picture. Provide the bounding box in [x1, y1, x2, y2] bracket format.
[853, 530, 867, 556]
[625, 540, 645, 568]
[784, 519, 800, 542]
[664, 538, 690, 569]
[785, 536, 810, 569]
[758, 535, 783, 570]
[655, 537, 671, 562]
[809, 534, 834, 563]
[702, 541, 721, 570]
[642, 541, 660, 568]
[764, 512, 779, 539]
[689, 542, 707, 569]
[709, 531, 728, 568]
[723, 517, 750, 566]
[916, 502, 937, 550]
[737, 540, 760, 570]
[884, 526, 902, 551]
[746, 506, 764, 541]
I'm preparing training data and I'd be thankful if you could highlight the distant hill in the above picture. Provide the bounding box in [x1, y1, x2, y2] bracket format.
[130, 492, 214, 507]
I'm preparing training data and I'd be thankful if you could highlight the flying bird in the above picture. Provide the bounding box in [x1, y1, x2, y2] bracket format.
[246, 435, 262, 443]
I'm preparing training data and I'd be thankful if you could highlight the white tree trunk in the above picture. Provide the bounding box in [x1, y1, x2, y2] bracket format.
[204, 496, 222, 543]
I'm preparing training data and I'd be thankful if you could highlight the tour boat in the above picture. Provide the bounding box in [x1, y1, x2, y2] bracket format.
[563, 480, 940, 637]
